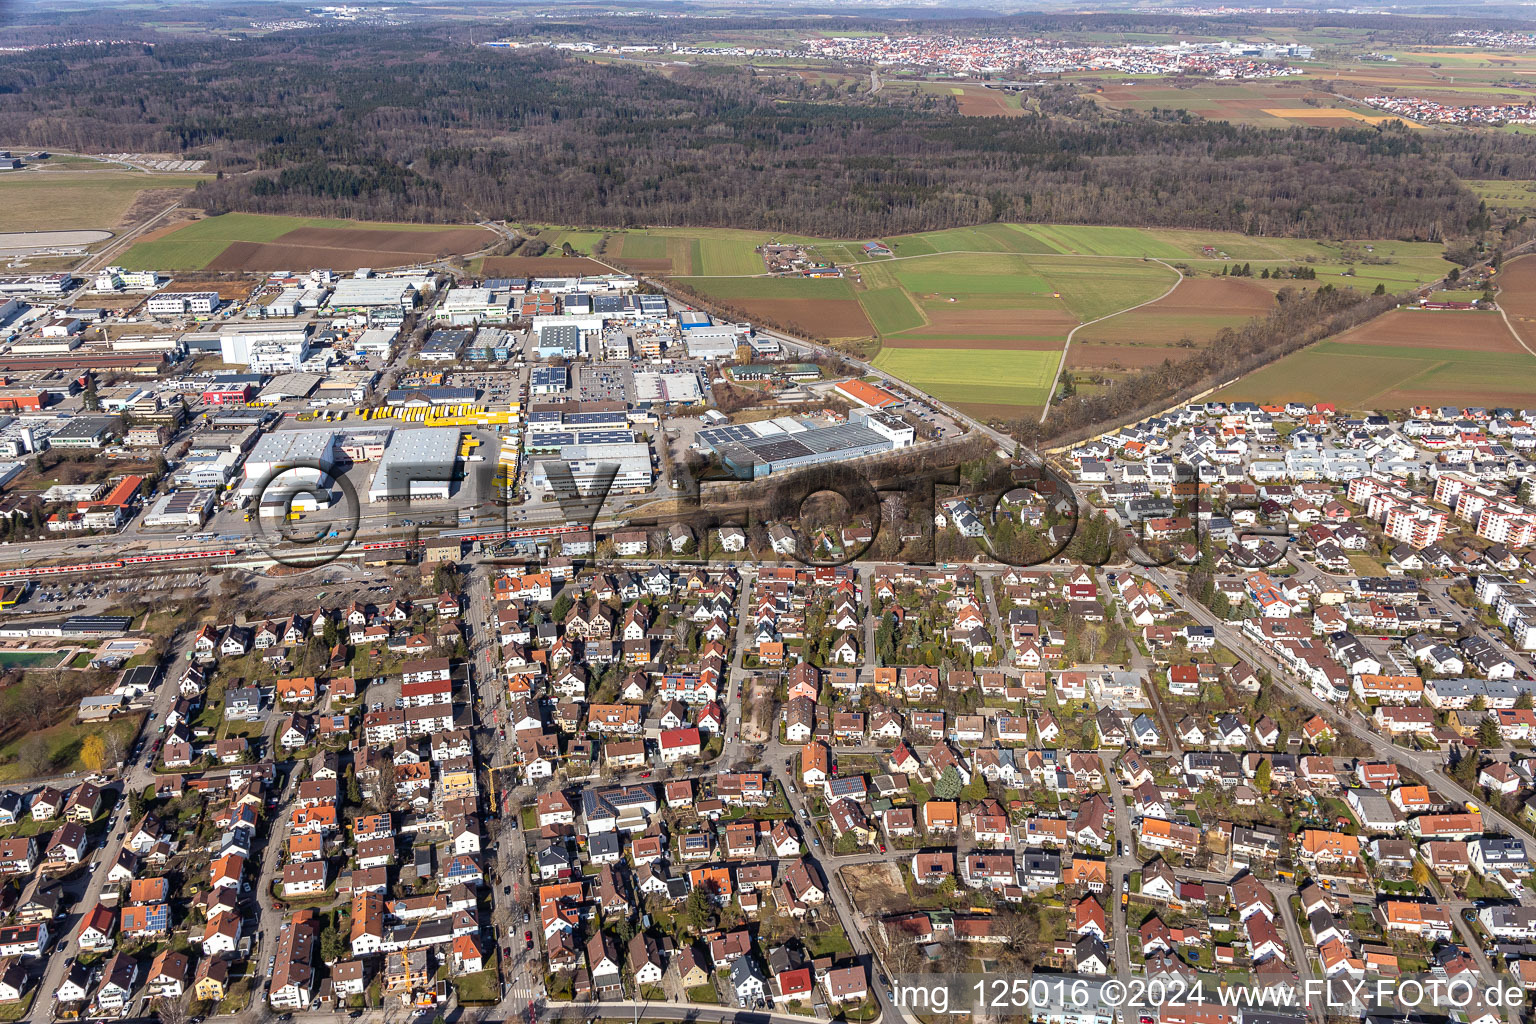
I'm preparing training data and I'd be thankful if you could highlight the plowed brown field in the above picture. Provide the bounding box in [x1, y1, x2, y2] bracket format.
[732, 298, 872, 339]
[207, 225, 494, 271]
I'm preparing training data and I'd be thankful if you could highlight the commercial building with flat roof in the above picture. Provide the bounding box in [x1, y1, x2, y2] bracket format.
[49, 415, 121, 449]
[259, 373, 323, 402]
[530, 441, 652, 495]
[367, 427, 460, 503]
[0, 274, 75, 296]
[634, 371, 703, 405]
[384, 387, 476, 408]
[438, 288, 512, 326]
[143, 489, 216, 529]
[328, 278, 418, 311]
[355, 327, 398, 359]
[683, 325, 745, 360]
[535, 323, 582, 359]
[530, 367, 568, 395]
[705, 420, 896, 479]
[240, 428, 339, 497]
[146, 292, 219, 316]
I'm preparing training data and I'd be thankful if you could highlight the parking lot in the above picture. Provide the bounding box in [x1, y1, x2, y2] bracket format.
[447, 368, 525, 404]
[577, 361, 634, 403]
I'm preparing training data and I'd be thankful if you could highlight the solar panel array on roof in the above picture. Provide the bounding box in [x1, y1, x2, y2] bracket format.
[564, 408, 627, 428]
[526, 430, 636, 449]
[709, 421, 895, 479]
[740, 436, 816, 462]
[63, 615, 133, 634]
[698, 423, 762, 446]
[794, 422, 885, 454]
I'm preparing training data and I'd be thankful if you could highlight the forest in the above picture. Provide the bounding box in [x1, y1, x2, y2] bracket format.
[0, 25, 1530, 240]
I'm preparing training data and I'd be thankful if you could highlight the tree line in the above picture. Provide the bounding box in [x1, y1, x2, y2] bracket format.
[0, 28, 1528, 241]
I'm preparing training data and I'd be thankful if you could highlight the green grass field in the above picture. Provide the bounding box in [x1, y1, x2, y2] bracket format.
[526, 227, 605, 254]
[1017, 224, 1189, 258]
[1467, 179, 1536, 213]
[587, 225, 787, 275]
[895, 266, 1050, 296]
[0, 172, 209, 232]
[119, 211, 471, 270]
[0, 714, 142, 784]
[615, 232, 667, 258]
[1216, 340, 1536, 408]
[686, 276, 858, 300]
[1037, 258, 1179, 320]
[860, 287, 926, 334]
[695, 236, 767, 276]
[872, 347, 1060, 407]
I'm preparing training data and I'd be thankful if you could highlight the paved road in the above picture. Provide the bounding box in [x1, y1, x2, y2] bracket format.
[1143, 563, 1533, 845]
[544, 1000, 854, 1024]
[27, 627, 202, 1022]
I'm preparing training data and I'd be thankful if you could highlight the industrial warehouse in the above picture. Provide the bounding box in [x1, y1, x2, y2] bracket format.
[367, 426, 461, 503]
[0, 241, 950, 548]
[700, 407, 915, 479]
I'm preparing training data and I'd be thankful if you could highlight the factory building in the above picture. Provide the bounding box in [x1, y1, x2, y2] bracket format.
[534, 323, 583, 359]
[530, 441, 652, 496]
[634, 371, 704, 405]
[437, 287, 513, 326]
[354, 327, 398, 360]
[700, 408, 911, 480]
[94, 267, 160, 291]
[219, 322, 313, 371]
[526, 400, 627, 436]
[327, 277, 419, 312]
[240, 428, 339, 498]
[143, 489, 216, 529]
[367, 427, 460, 503]
[683, 325, 748, 360]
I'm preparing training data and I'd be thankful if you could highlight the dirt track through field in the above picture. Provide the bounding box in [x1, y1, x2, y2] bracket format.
[1494, 254, 1536, 358]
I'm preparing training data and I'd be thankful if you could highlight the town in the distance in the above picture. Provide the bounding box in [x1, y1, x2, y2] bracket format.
[7, 1, 1536, 1022]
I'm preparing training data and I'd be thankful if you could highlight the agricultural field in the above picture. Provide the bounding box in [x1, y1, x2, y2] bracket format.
[119, 212, 494, 271]
[1303, 55, 1536, 108]
[1215, 306, 1536, 409]
[0, 171, 208, 233]
[872, 346, 1061, 415]
[1083, 78, 1397, 128]
[881, 80, 1028, 117]
[671, 222, 1454, 419]
[683, 277, 874, 339]
[1069, 276, 1273, 372]
[577, 226, 788, 276]
[1492, 253, 1536, 353]
[1467, 179, 1536, 214]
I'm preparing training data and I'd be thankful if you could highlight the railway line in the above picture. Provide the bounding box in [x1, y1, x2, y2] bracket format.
[0, 523, 588, 580]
